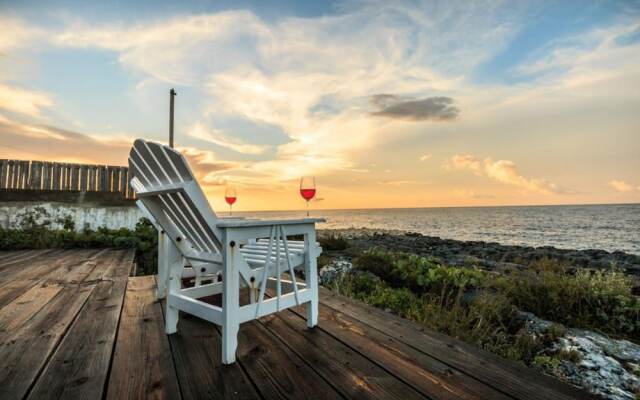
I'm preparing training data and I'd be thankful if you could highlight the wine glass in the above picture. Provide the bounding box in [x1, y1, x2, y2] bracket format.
[224, 185, 237, 216]
[299, 177, 316, 217]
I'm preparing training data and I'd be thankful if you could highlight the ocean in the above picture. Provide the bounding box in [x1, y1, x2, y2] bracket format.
[237, 203, 640, 255]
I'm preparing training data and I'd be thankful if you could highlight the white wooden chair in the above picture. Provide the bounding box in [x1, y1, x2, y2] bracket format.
[128, 138, 324, 364]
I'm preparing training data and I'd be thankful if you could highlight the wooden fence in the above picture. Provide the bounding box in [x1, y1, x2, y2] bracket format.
[0, 160, 135, 199]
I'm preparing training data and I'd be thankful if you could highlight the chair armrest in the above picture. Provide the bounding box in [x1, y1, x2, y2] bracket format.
[216, 218, 325, 228]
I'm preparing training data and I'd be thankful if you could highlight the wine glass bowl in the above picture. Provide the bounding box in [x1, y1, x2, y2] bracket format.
[299, 177, 316, 216]
[224, 185, 237, 216]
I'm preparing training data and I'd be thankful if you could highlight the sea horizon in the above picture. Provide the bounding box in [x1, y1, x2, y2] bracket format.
[239, 203, 640, 256]
[232, 201, 640, 214]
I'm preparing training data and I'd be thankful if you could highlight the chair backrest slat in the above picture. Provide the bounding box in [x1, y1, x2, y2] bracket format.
[129, 139, 223, 255]
[175, 192, 220, 252]
[162, 192, 211, 252]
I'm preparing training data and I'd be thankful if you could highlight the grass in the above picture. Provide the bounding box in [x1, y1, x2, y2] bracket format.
[327, 247, 640, 369]
[0, 207, 158, 275]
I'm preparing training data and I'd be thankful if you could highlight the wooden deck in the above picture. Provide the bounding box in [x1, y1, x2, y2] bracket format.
[0, 249, 598, 400]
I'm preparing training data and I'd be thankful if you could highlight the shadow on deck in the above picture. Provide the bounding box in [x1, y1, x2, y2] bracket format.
[0, 249, 598, 399]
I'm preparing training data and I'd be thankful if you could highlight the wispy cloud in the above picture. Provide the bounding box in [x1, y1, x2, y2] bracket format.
[187, 123, 269, 155]
[419, 154, 432, 162]
[445, 154, 573, 195]
[608, 179, 634, 193]
[0, 84, 53, 117]
[0, 114, 131, 164]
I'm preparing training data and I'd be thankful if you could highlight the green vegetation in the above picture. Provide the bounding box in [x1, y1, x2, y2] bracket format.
[318, 233, 349, 251]
[497, 261, 639, 338]
[0, 207, 157, 275]
[328, 247, 640, 369]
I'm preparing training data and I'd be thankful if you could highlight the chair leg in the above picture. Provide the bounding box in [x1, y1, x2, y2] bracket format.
[222, 235, 240, 364]
[165, 303, 179, 334]
[305, 232, 319, 328]
[165, 246, 182, 335]
[306, 290, 318, 328]
[157, 231, 168, 300]
[222, 321, 239, 364]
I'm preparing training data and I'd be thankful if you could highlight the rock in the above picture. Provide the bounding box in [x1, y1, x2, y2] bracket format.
[521, 312, 640, 400]
[319, 258, 353, 286]
[319, 229, 640, 276]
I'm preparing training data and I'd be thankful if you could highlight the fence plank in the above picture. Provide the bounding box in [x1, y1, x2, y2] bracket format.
[29, 162, 41, 190]
[107, 166, 116, 192]
[88, 167, 95, 191]
[70, 165, 78, 191]
[22, 161, 31, 189]
[79, 165, 88, 191]
[0, 160, 7, 189]
[126, 168, 133, 198]
[65, 164, 72, 190]
[98, 166, 106, 191]
[42, 163, 50, 190]
[119, 167, 127, 195]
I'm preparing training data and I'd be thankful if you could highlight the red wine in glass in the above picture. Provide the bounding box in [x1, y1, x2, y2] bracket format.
[299, 177, 316, 216]
[225, 186, 237, 216]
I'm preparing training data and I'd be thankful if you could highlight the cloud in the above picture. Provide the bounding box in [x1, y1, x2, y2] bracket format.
[444, 154, 482, 175]
[608, 180, 633, 192]
[370, 94, 459, 121]
[419, 154, 431, 162]
[378, 180, 430, 186]
[445, 154, 572, 195]
[0, 84, 53, 117]
[187, 123, 269, 155]
[452, 189, 494, 199]
[23, 2, 518, 184]
[0, 115, 132, 164]
[0, 16, 44, 54]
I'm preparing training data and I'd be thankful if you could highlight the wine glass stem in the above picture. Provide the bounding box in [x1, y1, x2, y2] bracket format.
[306, 200, 309, 217]
[229, 204, 232, 217]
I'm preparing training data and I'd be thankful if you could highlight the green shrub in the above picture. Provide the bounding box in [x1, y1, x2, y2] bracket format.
[354, 248, 486, 297]
[319, 234, 349, 251]
[496, 265, 640, 339]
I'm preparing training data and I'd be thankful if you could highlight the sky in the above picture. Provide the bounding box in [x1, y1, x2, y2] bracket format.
[1, 0, 639, 211]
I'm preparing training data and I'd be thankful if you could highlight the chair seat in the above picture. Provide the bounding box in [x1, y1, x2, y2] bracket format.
[184, 239, 319, 278]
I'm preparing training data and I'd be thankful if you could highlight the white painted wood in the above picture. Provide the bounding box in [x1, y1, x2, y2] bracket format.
[165, 247, 182, 334]
[168, 293, 223, 325]
[129, 138, 323, 365]
[216, 218, 324, 228]
[237, 289, 313, 323]
[304, 229, 319, 328]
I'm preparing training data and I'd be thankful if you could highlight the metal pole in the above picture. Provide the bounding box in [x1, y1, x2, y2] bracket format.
[169, 88, 176, 148]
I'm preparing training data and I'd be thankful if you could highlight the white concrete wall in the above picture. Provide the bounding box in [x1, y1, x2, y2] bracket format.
[0, 202, 144, 230]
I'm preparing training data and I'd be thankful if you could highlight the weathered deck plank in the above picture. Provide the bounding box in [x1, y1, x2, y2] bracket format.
[169, 312, 259, 400]
[0, 249, 100, 307]
[233, 320, 344, 400]
[106, 275, 182, 400]
[28, 249, 134, 400]
[318, 287, 599, 400]
[312, 303, 510, 400]
[261, 311, 425, 400]
[0, 255, 105, 399]
[0, 250, 598, 400]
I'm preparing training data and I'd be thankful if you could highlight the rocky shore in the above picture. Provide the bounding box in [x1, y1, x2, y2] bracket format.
[319, 228, 640, 278]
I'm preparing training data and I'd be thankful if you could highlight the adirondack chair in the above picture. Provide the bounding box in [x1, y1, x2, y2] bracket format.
[128, 139, 324, 364]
